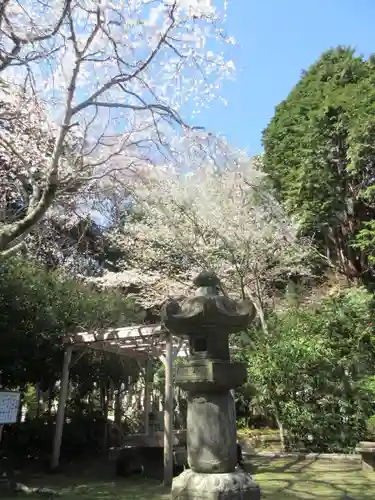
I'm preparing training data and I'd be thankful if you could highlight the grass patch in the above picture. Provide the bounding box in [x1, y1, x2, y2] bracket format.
[1, 457, 374, 499]
[0, 474, 170, 500]
[253, 457, 375, 499]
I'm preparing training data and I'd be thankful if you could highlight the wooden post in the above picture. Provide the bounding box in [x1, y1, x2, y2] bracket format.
[50, 346, 72, 470]
[163, 334, 174, 488]
[144, 359, 151, 435]
[0, 377, 3, 447]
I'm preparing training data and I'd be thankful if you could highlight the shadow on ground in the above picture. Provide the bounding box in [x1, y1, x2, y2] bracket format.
[250, 456, 375, 499]
[59, 477, 169, 500]
[1, 457, 374, 499]
[0, 460, 170, 500]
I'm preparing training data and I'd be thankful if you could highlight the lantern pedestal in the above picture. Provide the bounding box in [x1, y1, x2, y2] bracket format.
[172, 468, 260, 500]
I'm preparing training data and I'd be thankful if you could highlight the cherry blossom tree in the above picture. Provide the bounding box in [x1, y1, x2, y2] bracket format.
[0, 0, 236, 255]
[97, 150, 312, 332]
[87, 267, 191, 309]
[0, 0, 70, 72]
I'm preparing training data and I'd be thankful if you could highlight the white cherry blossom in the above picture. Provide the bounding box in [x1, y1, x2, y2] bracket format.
[0, 0, 235, 254]
[98, 150, 312, 327]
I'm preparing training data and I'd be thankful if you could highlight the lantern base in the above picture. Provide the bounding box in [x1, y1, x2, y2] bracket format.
[171, 468, 261, 500]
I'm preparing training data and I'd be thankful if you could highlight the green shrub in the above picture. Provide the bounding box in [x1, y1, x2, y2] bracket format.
[247, 285, 375, 453]
[367, 415, 375, 440]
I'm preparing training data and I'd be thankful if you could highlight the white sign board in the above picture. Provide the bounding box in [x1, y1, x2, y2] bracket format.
[0, 391, 21, 424]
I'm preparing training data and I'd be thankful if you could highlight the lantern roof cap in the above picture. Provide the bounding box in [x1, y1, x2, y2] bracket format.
[161, 271, 255, 336]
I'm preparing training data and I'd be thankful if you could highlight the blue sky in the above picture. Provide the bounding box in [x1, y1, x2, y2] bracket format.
[193, 0, 375, 156]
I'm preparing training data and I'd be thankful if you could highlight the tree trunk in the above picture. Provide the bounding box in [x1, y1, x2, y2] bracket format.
[274, 405, 285, 452]
[35, 383, 41, 418]
[17, 390, 24, 424]
[0, 68, 77, 255]
[100, 383, 109, 452]
[47, 387, 53, 418]
[127, 381, 135, 410]
[114, 384, 122, 428]
[244, 284, 268, 335]
[136, 389, 142, 411]
[255, 302, 268, 336]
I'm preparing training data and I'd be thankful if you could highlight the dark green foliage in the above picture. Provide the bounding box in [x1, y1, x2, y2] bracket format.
[259, 47, 375, 447]
[0, 255, 142, 388]
[2, 413, 128, 463]
[263, 46, 375, 279]
[242, 286, 375, 452]
[0, 256, 143, 463]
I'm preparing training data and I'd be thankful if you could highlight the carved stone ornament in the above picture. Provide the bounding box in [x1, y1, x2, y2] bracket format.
[161, 270, 255, 337]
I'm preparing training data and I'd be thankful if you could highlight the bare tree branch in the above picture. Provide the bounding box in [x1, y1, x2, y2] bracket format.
[0, 0, 234, 254]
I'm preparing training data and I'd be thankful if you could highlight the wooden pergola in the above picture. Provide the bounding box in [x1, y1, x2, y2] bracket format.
[51, 324, 188, 487]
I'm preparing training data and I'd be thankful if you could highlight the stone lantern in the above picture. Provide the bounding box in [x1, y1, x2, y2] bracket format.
[162, 271, 261, 500]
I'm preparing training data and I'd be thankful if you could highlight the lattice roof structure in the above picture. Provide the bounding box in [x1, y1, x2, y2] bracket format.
[53, 323, 189, 480]
[63, 324, 189, 360]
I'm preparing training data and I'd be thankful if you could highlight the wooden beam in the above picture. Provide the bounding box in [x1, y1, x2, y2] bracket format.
[64, 324, 163, 345]
[163, 333, 174, 488]
[51, 346, 72, 470]
[64, 323, 189, 361]
[87, 342, 151, 360]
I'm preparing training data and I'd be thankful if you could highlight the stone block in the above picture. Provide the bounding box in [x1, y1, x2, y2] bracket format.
[176, 360, 247, 392]
[355, 441, 375, 471]
[187, 392, 237, 473]
[171, 469, 261, 500]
